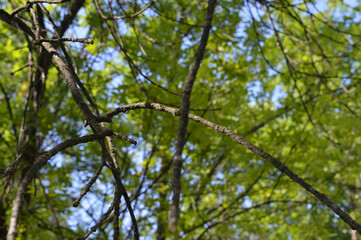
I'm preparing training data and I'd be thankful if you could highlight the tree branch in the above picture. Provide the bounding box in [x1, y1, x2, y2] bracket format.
[0, 9, 35, 38]
[101, 102, 361, 234]
[170, 0, 217, 232]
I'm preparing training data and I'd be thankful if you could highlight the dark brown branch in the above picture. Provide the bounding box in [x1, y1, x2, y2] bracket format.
[170, 0, 217, 232]
[101, 102, 361, 234]
[113, 188, 121, 240]
[0, 9, 35, 38]
[10, 63, 30, 75]
[41, 41, 101, 132]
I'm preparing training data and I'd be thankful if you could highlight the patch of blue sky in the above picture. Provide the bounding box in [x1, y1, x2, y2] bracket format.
[108, 74, 124, 96]
[47, 153, 64, 169]
[305, 0, 327, 14]
[320, 0, 361, 23]
[211, 171, 225, 186]
[272, 84, 287, 109]
[180, 36, 196, 51]
[66, 174, 114, 229]
[67, 196, 112, 232]
[246, 80, 286, 109]
[236, 185, 246, 194]
[246, 80, 262, 105]
[342, 76, 351, 86]
[344, 0, 359, 8]
[242, 196, 253, 208]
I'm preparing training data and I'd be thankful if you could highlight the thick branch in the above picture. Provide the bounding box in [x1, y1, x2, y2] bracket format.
[41, 41, 101, 131]
[170, 0, 217, 232]
[102, 102, 361, 234]
[0, 9, 35, 38]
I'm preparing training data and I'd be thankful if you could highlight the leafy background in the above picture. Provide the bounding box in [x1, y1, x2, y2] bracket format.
[1, 0, 361, 239]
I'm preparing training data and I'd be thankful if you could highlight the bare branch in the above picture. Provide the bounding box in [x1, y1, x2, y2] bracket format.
[0, 9, 35, 38]
[36, 38, 94, 44]
[170, 0, 217, 232]
[77, 196, 116, 240]
[73, 160, 106, 207]
[101, 101, 361, 234]
[0, 81, 17, 138]
[113, 132, 137, 145]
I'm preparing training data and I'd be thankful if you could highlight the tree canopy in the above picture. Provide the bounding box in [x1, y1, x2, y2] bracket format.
[1, 0, 361, 239]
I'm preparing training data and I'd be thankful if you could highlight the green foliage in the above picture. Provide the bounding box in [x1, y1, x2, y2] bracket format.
[1, 0, 361, 239]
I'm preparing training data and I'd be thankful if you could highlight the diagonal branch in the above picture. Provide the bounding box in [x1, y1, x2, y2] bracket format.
[101, 102, 361, 234]
[0, 9, 35, 38]
[170, 0, 217, 232]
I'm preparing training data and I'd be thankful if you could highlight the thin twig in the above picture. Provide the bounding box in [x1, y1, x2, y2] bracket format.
[106, 1, 154, 20]
[99, 141, 140, 240]
[73, 160, 106, 207]
[0, 81, 18, 138]
[77, 197, 116, 240]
